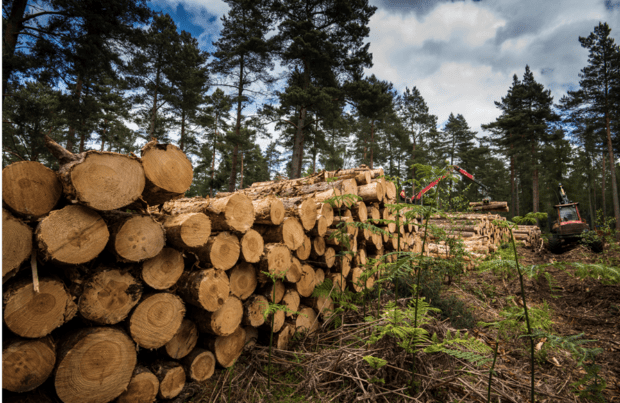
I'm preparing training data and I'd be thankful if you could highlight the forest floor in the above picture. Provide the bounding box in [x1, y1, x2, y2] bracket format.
[183, 239, 620, 403]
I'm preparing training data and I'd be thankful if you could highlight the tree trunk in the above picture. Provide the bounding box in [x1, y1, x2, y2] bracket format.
[2, 0, 29, 100]
[602, 150, 607, 219]
[129, 293, 185, 349]
[117, 366, 159, 403]
[229, 261, 257, 300]
[36, 205, 109, 265]
[152, 361, 185, 400]
[2, 209, 32, 283]
[140, 139, 194, 206]
[510, 133, 515, 219]
[77, 266, 142, 325]
[240, 151, 244, 189]
[2, 336, 55, 393]
[211, 112, 219, 198]
[605, 115, 620, 240]
[180, 110, 186, 151]
[55, 327, 137, 403]
[66, 76, 83, 153]
[181, 348, 215, 382]
[141, 247, 185, 290]
[149, 65, 161, 136]
[176, 269, 230, 312]
[370, 120, 375, 169]
[165, 318, 198, 359]
[229, 56, 245, 192]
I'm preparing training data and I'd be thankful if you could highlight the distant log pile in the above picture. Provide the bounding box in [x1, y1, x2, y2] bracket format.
[2, 141, 540, 402]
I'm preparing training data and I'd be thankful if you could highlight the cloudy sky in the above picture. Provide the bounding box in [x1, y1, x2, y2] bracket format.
[150, 0, 620, 137]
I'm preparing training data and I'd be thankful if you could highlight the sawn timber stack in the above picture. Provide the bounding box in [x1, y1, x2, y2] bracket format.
[3, 144, 541, 402]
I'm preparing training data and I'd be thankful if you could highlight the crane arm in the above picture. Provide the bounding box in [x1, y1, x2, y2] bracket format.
[408, 165, 491, 203]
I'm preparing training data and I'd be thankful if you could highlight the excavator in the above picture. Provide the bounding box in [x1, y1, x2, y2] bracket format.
[549, 184, 603, 253]
[400, 165, 491, 205]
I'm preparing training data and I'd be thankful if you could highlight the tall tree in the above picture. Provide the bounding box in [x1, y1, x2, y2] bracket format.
[273, 0, 376, 178]
[211, 0, 277, 192]
[565, 22, 620, 239]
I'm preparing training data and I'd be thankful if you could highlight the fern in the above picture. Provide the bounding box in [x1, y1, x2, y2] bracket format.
[363, 355, 388, 369]
[424, 330, 492, 367]
[572, 263, 620, 285]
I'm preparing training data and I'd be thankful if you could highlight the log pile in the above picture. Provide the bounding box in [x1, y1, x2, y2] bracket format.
[2, 140, 541, 402]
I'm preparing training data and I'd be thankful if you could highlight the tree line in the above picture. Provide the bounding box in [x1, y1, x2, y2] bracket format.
[2, 1, 619, 234]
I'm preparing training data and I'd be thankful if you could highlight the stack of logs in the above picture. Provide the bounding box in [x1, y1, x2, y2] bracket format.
[2, 139, 540, 403]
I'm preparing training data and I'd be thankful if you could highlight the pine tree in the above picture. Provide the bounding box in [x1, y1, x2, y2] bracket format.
[274, 0, 376, 178]
[211, 0, 277, 191]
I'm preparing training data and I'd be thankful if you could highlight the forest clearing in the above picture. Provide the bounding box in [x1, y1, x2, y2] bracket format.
[2, 135, 619, 403]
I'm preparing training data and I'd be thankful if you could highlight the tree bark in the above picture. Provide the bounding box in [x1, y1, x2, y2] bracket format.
[604, 115, 620, 240]
[228, 55, 245, 192]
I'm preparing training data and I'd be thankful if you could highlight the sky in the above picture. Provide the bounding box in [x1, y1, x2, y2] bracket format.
[149, 0, 620, 138]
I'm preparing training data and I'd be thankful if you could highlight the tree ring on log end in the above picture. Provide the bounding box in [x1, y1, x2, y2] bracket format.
[130, 293, 185, 349]
[209, 297, 243, 336]
[2, 337, 56, 393]
[240, 229, 264, 263]
[225, 193, 254, 233]
[2, 161, 62, 218]
[142, 144, 193, 194]
[213, 326, 246, 368]
[209, 232, 240, 270]
[229, 262, 257, 300]
[141, 248, 184, 290]
[114, 215, 165, 262]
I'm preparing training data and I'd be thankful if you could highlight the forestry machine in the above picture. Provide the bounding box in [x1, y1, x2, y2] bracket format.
[548, 183, 603, 253]
[400, 165, 491, 205]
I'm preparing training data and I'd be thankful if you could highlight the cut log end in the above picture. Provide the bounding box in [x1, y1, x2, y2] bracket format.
[163, 213, 211, 249]
[112, 215, 165, 262]
[261, 243, 292, 278]
[243, 295, 268, 327]
[141, 247, 185, 290]
[129, 293, 185, 349]
[182, 348, 215, 382]
[241, 229, 264, 263]
[117, 366, 159, 403]
[204, 232, 241, 271]
[2, 161, 62, 218]
[2, 209, 33, 283]
[230, 262, 257, 300]
[165, 319, 199, 360]
[210, 193, 255, 233]
[178, 269, 230, 312]
[141, 142, 193, 206]
[212, 326, 246, 368]
[153, 362, 186, 400]
[2, 337, 56, 393]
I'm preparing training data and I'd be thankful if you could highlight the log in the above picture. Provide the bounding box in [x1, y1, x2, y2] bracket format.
[336, 254, 352, 278]
[2, 336, 55, 393]
[77, 266, 142, 325]
[274, 323, 294, 350]
[4, 277, 76, 338]
[165, 318, 198, 360]
[354, 248, 367, 266]
[312, 237, 326, 257]
[2, 161, 62, 219]
[162, 213, 211, 250]
[242, 295, 268, 327]
[3, 209, 33, 283]
[295, 264, 316, 298]
[210, 325, 246, 368]
[45, 135, 145, 211]
[305, 296, 334, 318]
[140, 139, 193, 206]
[264, 309, 285, 333]
[252, 195, 284, 225]
[229, 262, 257, 300]
[295, 235, 312, 260]
[117, 366, 159, 403]
[107, 212, 165, 263]
[328, 273, 346, 292]
[240, 229, 264, 263]
[152, 361, 185, 400]
[177, 269, 230, 312]
[206, 193, 255, 233]
[258, 243, 292, 278]
[255, 216, 304, 251]
[351, 201, 368, 223]
[309, 215, 327, 237]
[314, 188, 340, 205]
[279, 178, 353, 198]
[282, 196, 317, 231]
[181, 348, 215, 382]
[282, 289, 300, 317]
[258, 280, 285, 303]
[358, 182, 383, 202]
[193, 296, 243, 337]
[129, 293, 185, 349]
[355, 170, 372, 185]
[317, 202, 334, 226]
[36, 205, 109, 265]
[54, 327, 136, 403]
[141, 247, 185, 290]
[315, 268, 325, 285]
[384, 181, 396, 201]
[348, 267, 373, 292]
[295, 306, 319, 334]
[195, 231, 241, 270]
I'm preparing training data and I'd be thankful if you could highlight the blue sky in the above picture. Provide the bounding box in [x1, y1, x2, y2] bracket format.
[150, 0, 620, 137]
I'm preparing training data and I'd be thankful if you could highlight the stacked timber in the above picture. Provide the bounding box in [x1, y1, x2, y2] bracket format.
[3, 139, 541, 402]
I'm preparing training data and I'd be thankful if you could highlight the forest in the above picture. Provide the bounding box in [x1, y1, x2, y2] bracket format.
[2, 0, 620, 232]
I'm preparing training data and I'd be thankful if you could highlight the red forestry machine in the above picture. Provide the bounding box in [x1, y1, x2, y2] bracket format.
[549, 183, 603, 253]
[400, 165, 491, 205]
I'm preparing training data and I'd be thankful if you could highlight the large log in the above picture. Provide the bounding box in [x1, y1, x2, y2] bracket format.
[295, 235, 312, 260]
[3, 209, 33, 283]
[308, 215, 328, 237]
[317, 202, 334, 226]
[2, 336, 56, 393]
[129, 293, 185, 349]
[77, 266, 142, 325]
[252, 195, 285, 225]
[295, 264, 316, 297]
[229, 262, 257, 300]
[54, 327, 136, 403]
[255, 216, 304, 251]
[258, 243, 292, 278]
[312, 237, 326, 257]
[278, 178, 353, 198]
[207, 193, 255, 233]
[182, 348, 215, 382]
[194, 232, 240, 271]
[295, 306, 319, 334]
[45, 135, 145, 211]
[177, 268, 230, 312]
[165, 318, 199, 360]
[152, 361, 185, 400]
[193, 296, 243, 337]
[242, 295, 268, 327]
[2, 161, 62, 219]
[141, 247, 185, 290]
[140, 139, 193, 206]
[286, 257, 303, 283]
[240, 229, 264, 263]
[358, 182, 383, 203]
[162, 213, 211, 250]
[117, 366, 159, 403]
[3, 277, 76, 338]
[36, 205, 109, 265]
[106, 212, 165, 263]
[282, 196, 317, 231]
[209, 326, 246, 368]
